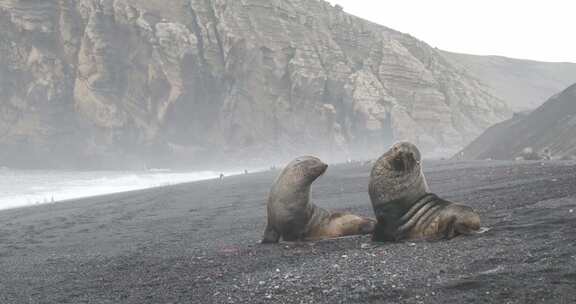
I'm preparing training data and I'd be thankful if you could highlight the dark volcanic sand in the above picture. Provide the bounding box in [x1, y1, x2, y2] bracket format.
[1, 161, 575, 304]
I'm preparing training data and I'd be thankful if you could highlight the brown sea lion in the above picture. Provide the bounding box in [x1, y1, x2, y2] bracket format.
[369, 142, 481, 242]
[262, 156, 376, 243]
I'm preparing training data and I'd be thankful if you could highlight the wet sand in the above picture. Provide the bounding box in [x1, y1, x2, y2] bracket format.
[1, 160, 575, 304]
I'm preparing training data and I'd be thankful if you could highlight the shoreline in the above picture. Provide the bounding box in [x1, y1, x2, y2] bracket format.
[0, 169, 254, 212]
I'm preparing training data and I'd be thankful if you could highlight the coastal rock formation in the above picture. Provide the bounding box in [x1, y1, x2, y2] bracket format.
[456, 83, 576, 160]
[0, 0, 511, 169]
[442, 51, 576, 111]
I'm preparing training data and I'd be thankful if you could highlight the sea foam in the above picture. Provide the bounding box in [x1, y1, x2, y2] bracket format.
[0, 169, 233, 211]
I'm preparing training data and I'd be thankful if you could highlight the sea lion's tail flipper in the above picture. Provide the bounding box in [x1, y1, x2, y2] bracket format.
[444, 204, 481, 238]
[454, 211, 481, 235]
[261, 224, 280, 244]
[359, 218, 377, 234]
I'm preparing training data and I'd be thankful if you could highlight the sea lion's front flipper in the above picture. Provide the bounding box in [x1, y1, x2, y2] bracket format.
[261, 223, 280, 244]
[371, 218, 397, 242]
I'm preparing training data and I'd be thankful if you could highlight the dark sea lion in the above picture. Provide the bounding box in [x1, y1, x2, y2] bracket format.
[369, 142, 481, 242]
[262, 156, 376, 243]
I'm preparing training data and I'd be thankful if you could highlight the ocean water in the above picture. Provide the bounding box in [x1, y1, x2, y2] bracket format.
[0, 169, 235, 211]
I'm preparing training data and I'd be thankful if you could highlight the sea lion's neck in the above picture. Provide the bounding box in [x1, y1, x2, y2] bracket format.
[397, 187, 427, 206]
[384, 168, 428, 203]
[277, 180, 311, 203]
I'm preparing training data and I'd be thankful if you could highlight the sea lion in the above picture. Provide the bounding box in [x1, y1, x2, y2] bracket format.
[369, 142, 481, 242]
[262, 156, 376, 243]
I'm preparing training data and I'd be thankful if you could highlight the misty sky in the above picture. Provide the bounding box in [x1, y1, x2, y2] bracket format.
[327, 0, 576, 63]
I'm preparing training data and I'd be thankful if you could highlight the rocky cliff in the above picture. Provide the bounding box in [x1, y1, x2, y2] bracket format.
[442, 51, 576, 112]
[457, 83, 576, 160]
[0, 0, 511, 169]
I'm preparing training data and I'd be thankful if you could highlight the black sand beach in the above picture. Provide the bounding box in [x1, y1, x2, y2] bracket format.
[1, 160, 575, 304]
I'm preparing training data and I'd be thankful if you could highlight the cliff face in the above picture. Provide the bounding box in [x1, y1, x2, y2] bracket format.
[442, 51, 576, 112]
[0, 0, 510, 169]
[457, 83, 576, 161]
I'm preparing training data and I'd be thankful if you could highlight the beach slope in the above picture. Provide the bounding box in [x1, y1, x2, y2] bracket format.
[1, 161, 575, 303]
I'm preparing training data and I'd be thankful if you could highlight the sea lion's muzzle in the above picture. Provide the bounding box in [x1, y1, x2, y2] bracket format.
[314, 163, 328, 174]
[390, 152, 416, 171]
[304, 162, 328, 181]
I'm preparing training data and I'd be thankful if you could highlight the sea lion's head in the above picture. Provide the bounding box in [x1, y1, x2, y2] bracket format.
[380, 141, 422, 173]
[281, 156, 328, 186]
[370, 141, 428, 204]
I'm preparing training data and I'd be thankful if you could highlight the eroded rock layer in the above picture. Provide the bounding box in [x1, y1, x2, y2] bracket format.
[0, 0, 510, 169]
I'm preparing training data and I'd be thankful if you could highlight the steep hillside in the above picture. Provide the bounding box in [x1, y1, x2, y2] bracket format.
[443, 51, 576, 111]
[0, 0, 510, 169]
[457, 83, 576, 160]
